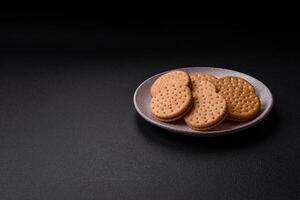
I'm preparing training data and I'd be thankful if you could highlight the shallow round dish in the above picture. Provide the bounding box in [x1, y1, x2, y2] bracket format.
[134, 67, 273, 137]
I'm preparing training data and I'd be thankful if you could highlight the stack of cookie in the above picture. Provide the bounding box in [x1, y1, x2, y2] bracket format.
[150, 70, 261, 131]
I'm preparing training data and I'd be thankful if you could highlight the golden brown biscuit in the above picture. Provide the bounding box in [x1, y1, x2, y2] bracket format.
[218, 89, 260, 121]
[191, 79, 217, 96]
[216, 76, 255, 93]
[150, 70, 190, 97]
[217, 76, 260, 121]
[151, 85, 193, 122]
[190, 73, 218, 86]
[184, 92, 227, 130]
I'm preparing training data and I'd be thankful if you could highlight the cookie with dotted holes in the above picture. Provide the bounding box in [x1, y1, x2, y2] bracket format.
[151, 85, 193, 122]
[184, 92, 227, 130]
[217, 76, 260, 121]
[190, 73, 218, 87]
[150, 70, 191, 97]
[191, 79, 217, 96]
[216, 76, 255, 93]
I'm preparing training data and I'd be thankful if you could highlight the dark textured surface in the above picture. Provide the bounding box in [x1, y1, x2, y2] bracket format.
[0, 15, 300, 200]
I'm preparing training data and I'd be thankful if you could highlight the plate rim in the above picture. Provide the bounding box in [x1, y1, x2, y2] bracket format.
[133, 67, 274, 137]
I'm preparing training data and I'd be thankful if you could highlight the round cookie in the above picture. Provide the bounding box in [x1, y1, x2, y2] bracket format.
[191, 79, 217, 96]
[218, 88, 260, 122]
[216, 76, 255, 93]
[150, 70, 191, 97]
[184, 92, 227, 131]
[190, 73, 218, 86]
[151, 85, 193, 122]
[217, 76, 260, 121]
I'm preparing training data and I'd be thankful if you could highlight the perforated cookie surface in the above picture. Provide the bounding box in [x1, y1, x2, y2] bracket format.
[218, 88, 260, 121]
[150, 70, 190, 97]
[151, 85, 192, 121]
[184, 92, 227, 130]
[191, 79, 216, 96]
[190, 73, 218, 86]
[216, 76, 255, 93]
[217, 76, 260, 121]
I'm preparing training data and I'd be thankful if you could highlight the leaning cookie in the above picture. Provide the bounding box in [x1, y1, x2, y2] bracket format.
[191, 79, 217, 97]
[184, 92, 227, 130]
[151, 85, 193, 122]
[190, 73, 218, 87]
[150, 70, 191, 97]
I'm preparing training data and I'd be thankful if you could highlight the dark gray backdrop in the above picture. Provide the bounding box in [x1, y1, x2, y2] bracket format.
[0, 13, 299, 200]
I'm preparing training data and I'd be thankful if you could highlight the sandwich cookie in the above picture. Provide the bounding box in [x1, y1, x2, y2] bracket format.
[151, 84, 193, 122]
[184, 91, 227, 130]
[150, 70, 191, 97]
[216, 76, 260, 121]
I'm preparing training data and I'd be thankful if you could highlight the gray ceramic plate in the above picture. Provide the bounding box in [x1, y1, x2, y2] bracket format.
[134, 67, 273, 137]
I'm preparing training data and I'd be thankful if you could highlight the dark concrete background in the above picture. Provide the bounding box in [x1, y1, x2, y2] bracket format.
[0, 12, 299, 200]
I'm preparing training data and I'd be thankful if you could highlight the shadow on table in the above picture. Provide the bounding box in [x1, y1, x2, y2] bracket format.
[135, 108, 279, 152]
